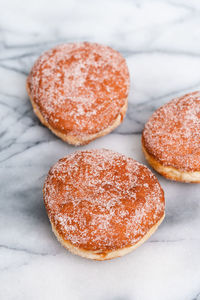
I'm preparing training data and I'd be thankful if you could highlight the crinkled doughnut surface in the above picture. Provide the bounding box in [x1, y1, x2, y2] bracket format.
[142, 91, 200, 173]
[43, 149, 165, 259]
[27, 42, 130, 144]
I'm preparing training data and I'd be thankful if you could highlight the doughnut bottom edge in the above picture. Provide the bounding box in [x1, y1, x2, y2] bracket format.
[51, 214, 165, 261]
[27, 83, 127, 146]
[142, 144, 200, 183]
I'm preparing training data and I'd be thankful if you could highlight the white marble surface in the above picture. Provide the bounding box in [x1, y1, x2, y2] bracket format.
[1, 0, 200, 299]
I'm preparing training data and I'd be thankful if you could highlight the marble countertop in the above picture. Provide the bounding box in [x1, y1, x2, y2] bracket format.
[1, 0, 200, 299]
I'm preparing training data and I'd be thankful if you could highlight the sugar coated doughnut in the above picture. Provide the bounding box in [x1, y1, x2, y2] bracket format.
[27, 42, 130, 145]
[43, 149, 165, 260]
[142, 91, 200, 182]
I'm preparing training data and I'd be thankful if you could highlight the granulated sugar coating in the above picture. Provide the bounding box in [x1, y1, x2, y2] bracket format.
[142, 91, 200, 172]
[43, 149, 165, 252]
[27, 42, 129, 136]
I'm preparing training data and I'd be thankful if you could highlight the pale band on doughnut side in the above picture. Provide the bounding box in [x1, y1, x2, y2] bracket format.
[142, 143, 200, 183]
[27, 82, 127, 145]
[51, 214, 165, 261]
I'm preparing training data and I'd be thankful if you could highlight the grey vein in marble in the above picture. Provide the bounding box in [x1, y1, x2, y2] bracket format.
[0, 0, 200, 299]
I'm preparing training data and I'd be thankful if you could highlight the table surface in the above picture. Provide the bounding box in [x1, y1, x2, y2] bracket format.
[1, 0, 200, 299]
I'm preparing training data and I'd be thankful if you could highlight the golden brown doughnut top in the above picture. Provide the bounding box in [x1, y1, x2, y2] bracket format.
[27, 42, 129, 136]
[43, 149, 164, 252]
[142, 91, 200, 172]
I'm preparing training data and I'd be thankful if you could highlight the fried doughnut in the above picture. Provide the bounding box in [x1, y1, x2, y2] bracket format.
[43, 149, 165, 260]
[142, 91, 200, 182]
[27, 42, 129, 145]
